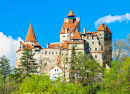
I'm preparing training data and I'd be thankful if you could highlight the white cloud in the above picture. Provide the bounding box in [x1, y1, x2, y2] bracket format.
[0, 32, 23, 68]
[94, 13, 130, 27]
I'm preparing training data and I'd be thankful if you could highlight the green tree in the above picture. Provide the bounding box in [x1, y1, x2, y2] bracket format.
[17, 45, 39, 76]
[69, 45, 77, 83]
[98, 57, 130, 94]
[0, 55, 11, 83]
[76, 52, 103, 93]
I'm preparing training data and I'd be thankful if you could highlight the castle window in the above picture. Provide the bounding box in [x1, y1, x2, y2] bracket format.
[100, 34, 101, 36]
[92, 42, 94, 44]
[52, 52, 54, 54]
[95, 55, 97, 58]
[35, 50, 39, 52]
[90, 48, 91, 51]
[63, 36, 65, 37]
[87, 37, 89, 39]
[92, 36, 94, 40]
[42, 52, 43, 54]
[99, 42, 101, 45]
[56, 52, 57, 54]
[57, 69, 58, 71]
[49, 52, 50, 54]
[32, 44, 33, 46]
[95, 48, 97, 51]
[55, 69, 56, 71]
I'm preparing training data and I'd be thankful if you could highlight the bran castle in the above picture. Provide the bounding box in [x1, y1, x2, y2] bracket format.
[16, 9, 112, 79]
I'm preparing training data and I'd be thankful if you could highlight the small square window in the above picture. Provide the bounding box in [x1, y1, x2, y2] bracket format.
[92, 42, 94, 44]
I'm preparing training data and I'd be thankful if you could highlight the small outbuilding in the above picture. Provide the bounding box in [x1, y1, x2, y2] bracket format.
[50, 66, 63, 80]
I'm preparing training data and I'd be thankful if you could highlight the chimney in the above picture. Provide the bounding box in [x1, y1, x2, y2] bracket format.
[83, 28, 86, 34]
[47, 43, 49, 48]
[82, 35, 84, 40]
[20, 41, 23, 50]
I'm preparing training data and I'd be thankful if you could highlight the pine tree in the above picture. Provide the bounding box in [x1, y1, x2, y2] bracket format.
[69, 45, 77, 83]
[0, 55, 12, 83]
[17, 45, 39, 76]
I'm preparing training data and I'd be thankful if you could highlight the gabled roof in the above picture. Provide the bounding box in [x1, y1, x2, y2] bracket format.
[25, 24, 37, 42]
[67, 10, 75, 17]
[71, 29, 81, 40]
[97, 23, 112, 34]
[63, 40, 68, 49]
[60, 21, 79, 34]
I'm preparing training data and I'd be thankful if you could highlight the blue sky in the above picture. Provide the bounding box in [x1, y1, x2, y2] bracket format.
[0, 0, 130, 67]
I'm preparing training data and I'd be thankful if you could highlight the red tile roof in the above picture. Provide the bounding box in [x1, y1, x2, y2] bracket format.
[17, 43, 34, 52]
[97, 23, 112, 34]
[68, 40, 84, 43]
[48, 43, 63, 48]
[71, 29, 81, 39]
[92, 32, 97, 36]
[48, 44, 57, 48]
[24, 43, 34, 49]
[63, 40, 68, 49]
[86, 31, 92, 34]
[67, 10, 75, 17]
[25, 24, 37, 42]
[60, 21, 79, 34]
[34, 42, 41, 47]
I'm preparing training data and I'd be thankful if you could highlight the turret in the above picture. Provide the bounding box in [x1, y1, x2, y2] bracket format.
[67, 9, 75, 25]
[24, 21, 37, 46]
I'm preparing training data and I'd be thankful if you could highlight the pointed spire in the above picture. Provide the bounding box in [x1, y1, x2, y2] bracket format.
[25, 23, 37, 42]
[67, 7, 75, 17]
[71, 29, 81, 39]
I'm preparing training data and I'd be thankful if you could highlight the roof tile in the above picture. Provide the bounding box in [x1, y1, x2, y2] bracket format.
[97, 23, 112, 34]
[60, 21, 79, 34]
[25, 24, 37, 42]
[71, 29, 81, 39]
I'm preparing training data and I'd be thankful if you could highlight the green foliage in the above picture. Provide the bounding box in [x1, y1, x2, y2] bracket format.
[17, 45, 39, 76]
[0, 55, 12, 83]
[69, 45, 77, 82]
[12, 74, 88, 94]
[98, 57, 130, 94]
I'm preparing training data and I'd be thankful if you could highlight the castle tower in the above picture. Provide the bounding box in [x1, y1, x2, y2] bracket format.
[67, 9, 75, 25]
[60, 9, 80, 43]
[97, 23, 112, 66]
[24, 22, 37, 46]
